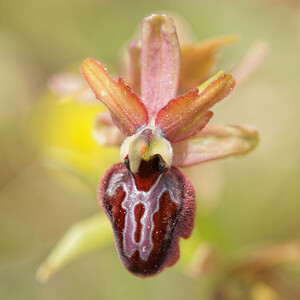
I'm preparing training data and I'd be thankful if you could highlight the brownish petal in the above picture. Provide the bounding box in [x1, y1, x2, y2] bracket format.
[172, 124, 259, 167]
[179, 36, 237, 93]
[140, 14, 180, 117]
[155, 73, 236, 143]
[80, 58, 148, 136]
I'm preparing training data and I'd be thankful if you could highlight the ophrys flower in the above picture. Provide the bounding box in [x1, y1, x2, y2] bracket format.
[80, 14, 257, 277]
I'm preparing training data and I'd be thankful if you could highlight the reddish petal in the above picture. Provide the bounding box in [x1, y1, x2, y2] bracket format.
[172, 124, 259, 167]
[99, 160, 195, 277]
[140, 14, 180, 117]
[80, 58, 148, 136]
[155, 73, 236, 143]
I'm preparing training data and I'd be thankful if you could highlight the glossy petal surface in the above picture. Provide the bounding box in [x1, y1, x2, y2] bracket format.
[156, 73, 236, 143]
[99, 161, 195, 277]
[172, 124, 259, 167]
[140, 14, 180, 117]
[81, 58, 148, 136]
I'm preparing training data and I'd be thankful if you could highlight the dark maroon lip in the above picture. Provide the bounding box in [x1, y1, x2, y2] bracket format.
[99, 162, 195, 277]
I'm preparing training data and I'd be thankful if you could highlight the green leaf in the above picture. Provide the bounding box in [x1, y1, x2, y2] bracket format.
[36, 213, 113, 283]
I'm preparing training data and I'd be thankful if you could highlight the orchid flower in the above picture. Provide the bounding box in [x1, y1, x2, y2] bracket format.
[78, 14, 258, 277]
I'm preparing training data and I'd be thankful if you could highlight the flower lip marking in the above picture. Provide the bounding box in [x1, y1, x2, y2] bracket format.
[119, 171, 179, 260]
[101, 161, 195, 276]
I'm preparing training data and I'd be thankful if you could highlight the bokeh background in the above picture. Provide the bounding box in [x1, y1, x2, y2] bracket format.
[1, 0, 300, 299]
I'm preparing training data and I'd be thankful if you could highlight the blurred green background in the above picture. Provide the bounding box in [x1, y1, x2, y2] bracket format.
[1, 0, 300, 299]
